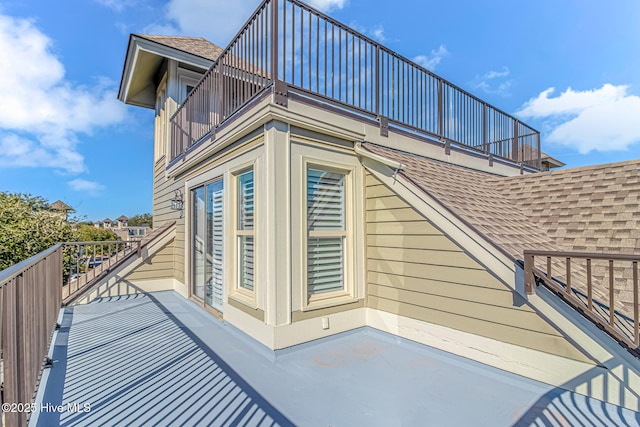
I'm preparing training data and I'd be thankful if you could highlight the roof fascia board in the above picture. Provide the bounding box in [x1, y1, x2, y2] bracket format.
[134, 36, 213, 70]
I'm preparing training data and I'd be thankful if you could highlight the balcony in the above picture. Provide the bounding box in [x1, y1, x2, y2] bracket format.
[169, 0, 541, 170]
[1, 237, 640, 425]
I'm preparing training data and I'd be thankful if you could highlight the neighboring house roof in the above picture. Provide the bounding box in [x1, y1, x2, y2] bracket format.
[540, 152, 565, 169]
[117, 215, 129, 221]
[103, 218, 113, 223]
[49, 200, 74, 212]
[135, 34, 223, 62]
[363, 143, 640, 314]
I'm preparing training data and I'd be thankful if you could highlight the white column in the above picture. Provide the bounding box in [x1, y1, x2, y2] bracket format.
[262, 120, 291, 326]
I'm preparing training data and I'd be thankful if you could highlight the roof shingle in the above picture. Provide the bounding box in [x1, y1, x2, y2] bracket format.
[136, 34, 223, 62]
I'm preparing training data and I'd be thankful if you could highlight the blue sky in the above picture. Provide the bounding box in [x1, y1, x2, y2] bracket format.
[1, 0, 639, 221]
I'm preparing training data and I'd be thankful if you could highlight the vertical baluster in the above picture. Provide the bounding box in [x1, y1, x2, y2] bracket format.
[609, 259, 615, 327]
[316, 14, 319, 92]
[291, 2, 295, 85]
[324, 19, 327, 96]
[566, 257, 571, 295]
[331, 23, 334, 98]
[338, 27, 342, 101]
[586, 258, 593, 311]
[300, 6, 303, 87]
[351, 32, 355, 105]
[308, 10, 312, 90]
[633, 260, 639, 346]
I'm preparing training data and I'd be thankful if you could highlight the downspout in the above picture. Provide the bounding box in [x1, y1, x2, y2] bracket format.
[354, 142, 404, 179]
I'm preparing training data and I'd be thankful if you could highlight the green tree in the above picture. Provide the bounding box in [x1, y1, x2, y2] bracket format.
[128, 213, 152, 227]
[77, 223, 119, 242]
[0, 192, 75, 270]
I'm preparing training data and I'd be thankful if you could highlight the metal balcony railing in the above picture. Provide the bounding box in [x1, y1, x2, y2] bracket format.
[170, 0, 541, 169]
[524, 250, 640, 354]
[0, 223, 175, 426]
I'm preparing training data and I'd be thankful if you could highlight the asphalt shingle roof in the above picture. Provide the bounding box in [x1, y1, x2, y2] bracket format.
[136, 35, 223, 62]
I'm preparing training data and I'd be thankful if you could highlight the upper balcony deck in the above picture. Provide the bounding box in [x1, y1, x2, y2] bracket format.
[169, 0, 541, 170]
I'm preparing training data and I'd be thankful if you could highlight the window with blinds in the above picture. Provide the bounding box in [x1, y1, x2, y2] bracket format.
[307, 168, 346, 296]
[237, 170, 254, 292]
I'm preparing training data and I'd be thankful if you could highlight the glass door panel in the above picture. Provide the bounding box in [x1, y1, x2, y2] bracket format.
[205, 180, 224, 312]
[192, 186, 206, 300]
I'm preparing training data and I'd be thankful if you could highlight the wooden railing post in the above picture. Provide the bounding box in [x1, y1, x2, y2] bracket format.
[524, 252, 535, 295]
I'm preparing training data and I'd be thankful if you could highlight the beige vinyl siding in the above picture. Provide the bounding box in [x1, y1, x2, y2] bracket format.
[153, 158, 186, 283]
[365, 173, 591, 363]
[126, 239, 175, 281]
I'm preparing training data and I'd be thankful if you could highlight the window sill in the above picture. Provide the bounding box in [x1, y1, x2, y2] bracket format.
[229, 292, 258, 310]
[301, 294, 358, 312]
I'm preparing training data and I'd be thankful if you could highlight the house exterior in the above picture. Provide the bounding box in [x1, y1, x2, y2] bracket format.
[94, 215, 150, 241]
[48, 200, 74, 220]
[109, 0, 640, 411]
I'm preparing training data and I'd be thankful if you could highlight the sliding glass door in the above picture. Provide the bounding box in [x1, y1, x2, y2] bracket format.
[192, 179, 224, 313]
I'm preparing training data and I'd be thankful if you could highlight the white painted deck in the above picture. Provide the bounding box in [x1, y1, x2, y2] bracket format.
[33, 291, 639, 426]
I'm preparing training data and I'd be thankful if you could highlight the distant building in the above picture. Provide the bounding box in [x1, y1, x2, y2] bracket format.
[116, 215, 129, 228]
[94, 215, 150, 241]
[49, 200, 75, 220]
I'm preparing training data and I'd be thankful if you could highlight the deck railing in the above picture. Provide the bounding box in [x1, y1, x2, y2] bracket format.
[61, 240, 141, 303]
[0, 245, 63, 427]
[170, 0, 541, 169]
[524, 250, 640, 352]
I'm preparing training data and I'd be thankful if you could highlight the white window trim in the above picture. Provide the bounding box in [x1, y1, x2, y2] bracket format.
[229, 160, 258, 308]
[177, 67, 202, 104]
[154, 74, 168, 162]
[301, 156, 357, 311]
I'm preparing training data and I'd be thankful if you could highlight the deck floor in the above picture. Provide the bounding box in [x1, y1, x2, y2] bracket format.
[34, 291, 639, 426]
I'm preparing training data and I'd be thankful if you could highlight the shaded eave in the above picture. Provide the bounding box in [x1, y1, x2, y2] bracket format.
[541, 152, 566, 169]
[118, 34, 215, 109]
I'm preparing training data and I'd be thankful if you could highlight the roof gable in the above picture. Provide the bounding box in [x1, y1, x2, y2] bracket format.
[118, 34, 223, 109]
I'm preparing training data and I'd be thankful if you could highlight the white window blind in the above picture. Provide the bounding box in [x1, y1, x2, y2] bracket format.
[209, 182, 224, 310]
[307, 168, 346, 296]
[237, 170, 254, 292]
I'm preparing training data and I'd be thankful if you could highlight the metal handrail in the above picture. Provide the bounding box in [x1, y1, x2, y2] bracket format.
[0, 244, 62, 287]
[169, 0, 541, 169]
[524, 250, 640, 351]
[0, 245, 63, 426]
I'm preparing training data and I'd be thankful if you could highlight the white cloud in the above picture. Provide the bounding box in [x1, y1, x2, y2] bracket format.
[349, 22, 386, 42]
[150, 0, 347, 45]
[473, 66, 511, 96]
[94, 0, 128, 12]
[68, 179, 106, 196]
[369, 25, 386, 42]
[158, 0, 259, 44]
[0, 14, 126, 173]
[307, 0, 347, 12]
[413, 45, 448, 71]
[517, 84, 640, 154]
